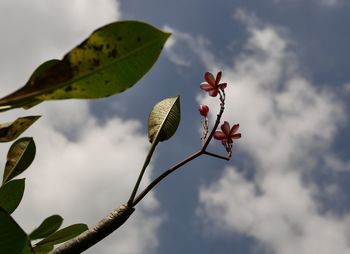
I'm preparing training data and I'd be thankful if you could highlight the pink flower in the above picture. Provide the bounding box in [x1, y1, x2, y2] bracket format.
[199, 71, 227, 97]
[199, 104, 209, 117]
[214, 121, 241, 144]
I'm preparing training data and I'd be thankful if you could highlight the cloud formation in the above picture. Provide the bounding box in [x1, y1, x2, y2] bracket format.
[185, 9, 350, 254]
[0, 1, 162, 253]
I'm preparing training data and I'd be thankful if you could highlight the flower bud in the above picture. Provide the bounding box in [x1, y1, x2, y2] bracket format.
[199, 104, 209, 117]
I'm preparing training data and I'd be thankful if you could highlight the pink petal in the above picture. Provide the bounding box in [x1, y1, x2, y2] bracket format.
[221, 121, 231, 136]
[214, 131, 226, 140]
[232, 133, 241, 139]
[204, 72, 216, 86]
[215, 71, 222, 84]
[200, 82, 213, 91]
[208, 89, 218, 97]
[229, 124, 240, 136]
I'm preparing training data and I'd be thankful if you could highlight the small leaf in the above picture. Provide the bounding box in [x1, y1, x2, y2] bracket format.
[0, 207, 27, 254]
[21, 238, 34, 254]
[33, 244, 54, 254]
[29, 215, 63, 240]
[148, 96, 181, 144]
[0, 116, 40, 142]
[0, 21, 171, 110]
[35, 223, 88, 248]
[0, 179, 25, 214]
[3, 137, 36, 184]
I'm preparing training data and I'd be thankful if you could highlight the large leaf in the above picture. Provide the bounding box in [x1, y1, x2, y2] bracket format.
[29, 215, 63, 240]
[148, 96, 181, 144]
[0, 116, 40, 142]
[34, 223, 88, 248]
[3, 137, 36, 184]
[0, 207, 28, 254]
[0, 178, 25, 214]
[22, 60, 60, 109]
[0, 21, 171, 111]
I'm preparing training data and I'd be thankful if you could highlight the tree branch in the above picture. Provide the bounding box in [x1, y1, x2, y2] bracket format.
[49, 89, 228, 254]
[48, 204, 134, 254]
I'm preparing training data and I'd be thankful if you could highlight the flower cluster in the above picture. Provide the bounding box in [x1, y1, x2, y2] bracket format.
[198, 71, 241, 157]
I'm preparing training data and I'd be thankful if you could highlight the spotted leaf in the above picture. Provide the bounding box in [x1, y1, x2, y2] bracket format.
[0, 21, 170, 111]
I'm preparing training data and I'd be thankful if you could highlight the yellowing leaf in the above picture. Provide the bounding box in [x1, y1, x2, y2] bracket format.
[0, 21, 170, 111]
[0, 116, 40, 142]
[3, 138, 36, 184]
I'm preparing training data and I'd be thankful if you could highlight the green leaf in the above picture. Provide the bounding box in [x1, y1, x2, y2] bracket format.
[0, 116, 40, 142]
[32, 244, 53, 254]
[29, 215, 63, 240]
[0, 178, 25, 214]
[22, 60, 60, 110]
[0, 207, 27, 254]
[0, 21, 171, 110]
[148, 96, 181, 144]
[21, 238, 34, 254]
[3, 137, 36, 184]
[35, 223, 88, 248]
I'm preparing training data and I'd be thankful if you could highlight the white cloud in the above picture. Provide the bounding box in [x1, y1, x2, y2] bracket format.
[163, 25, 216, 68]
[325, 155, 350, 171]
[199, 169, 350, 254]
[0, 1, 162, 254]
[187, 10, 350, 254]
[344, 83, 350, 93]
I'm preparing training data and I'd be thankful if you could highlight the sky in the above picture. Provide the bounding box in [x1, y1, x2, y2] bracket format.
[1, 1, 350, 254]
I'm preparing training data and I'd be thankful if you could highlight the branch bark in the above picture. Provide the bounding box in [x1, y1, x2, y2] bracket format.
[48, 204, 134, 254]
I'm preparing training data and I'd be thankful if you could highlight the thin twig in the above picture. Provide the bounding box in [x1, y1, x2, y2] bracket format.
[132, 150, 201, 206]
[202, 92, 225, 150]
[201, 117, 209, 145]
[203, 151, 230, 160]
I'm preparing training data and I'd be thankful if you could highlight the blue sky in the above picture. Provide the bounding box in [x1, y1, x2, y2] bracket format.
[1, 1, 350, 253]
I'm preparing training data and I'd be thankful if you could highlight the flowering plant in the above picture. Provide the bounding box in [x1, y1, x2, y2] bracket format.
[199, 71, 241, 157]
[0, 18, 241, 253]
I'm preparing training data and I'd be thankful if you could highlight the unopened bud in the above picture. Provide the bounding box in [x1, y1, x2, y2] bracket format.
[199, 104, 209, 117]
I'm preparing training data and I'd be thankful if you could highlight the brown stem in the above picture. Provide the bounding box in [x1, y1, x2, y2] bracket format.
[203, 151, 230, 160]
[127, 140, 158, 206]
[202, 95, 225, 150]
[132, 150, 201, 206]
